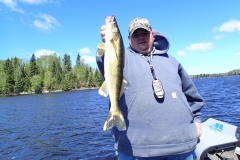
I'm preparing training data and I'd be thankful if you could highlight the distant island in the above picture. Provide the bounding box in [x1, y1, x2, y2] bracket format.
[191, 68, 240, 79]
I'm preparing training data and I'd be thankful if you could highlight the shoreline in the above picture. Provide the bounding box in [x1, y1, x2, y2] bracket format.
[42, 87, 98, 94]
[0, 87, 99, 97]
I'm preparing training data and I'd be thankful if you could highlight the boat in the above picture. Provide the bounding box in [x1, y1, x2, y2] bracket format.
[195, 118, 240, 160]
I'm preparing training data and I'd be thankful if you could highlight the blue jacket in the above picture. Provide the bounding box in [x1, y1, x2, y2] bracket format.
[96, 30, 204, 157]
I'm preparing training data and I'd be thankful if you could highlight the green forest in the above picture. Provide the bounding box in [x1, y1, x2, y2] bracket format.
[1, 52, 240, 96]
[0, 53, 104, 95]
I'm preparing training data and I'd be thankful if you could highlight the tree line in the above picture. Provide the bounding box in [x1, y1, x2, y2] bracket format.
[191, 68, 240, 79]
[0, 53, 104, 95]
[1, 52, 239, 95]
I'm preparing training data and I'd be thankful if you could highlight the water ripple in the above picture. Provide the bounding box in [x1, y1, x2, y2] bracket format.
[0, 77, 240, 159]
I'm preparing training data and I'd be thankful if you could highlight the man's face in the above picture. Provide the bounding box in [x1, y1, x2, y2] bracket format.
[128, 28, 154, 54]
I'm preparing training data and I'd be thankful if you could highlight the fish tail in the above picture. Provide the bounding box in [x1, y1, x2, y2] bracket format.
[103, 111, 126, 131]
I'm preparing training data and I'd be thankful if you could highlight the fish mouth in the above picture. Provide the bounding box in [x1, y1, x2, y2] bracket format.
[105, 16, 116, 24]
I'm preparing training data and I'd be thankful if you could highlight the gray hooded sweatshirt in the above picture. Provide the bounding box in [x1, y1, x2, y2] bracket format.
[96, 30, 204, 157]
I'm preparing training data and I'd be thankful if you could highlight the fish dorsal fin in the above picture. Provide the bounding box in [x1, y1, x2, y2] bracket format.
[99, 81, 108, 97]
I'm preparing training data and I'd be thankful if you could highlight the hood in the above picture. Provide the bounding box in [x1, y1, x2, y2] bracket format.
[127, 29, 170, 54]
[153, 29, 170, 54]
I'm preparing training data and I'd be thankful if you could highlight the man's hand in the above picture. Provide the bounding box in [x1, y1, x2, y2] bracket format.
[101, 25, 106, 43]
[195, 122, 202, 138]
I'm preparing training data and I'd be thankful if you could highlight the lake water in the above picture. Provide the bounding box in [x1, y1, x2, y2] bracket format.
[0, 76, 240, 160]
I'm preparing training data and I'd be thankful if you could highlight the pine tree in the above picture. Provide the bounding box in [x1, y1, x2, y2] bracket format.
[63, 53, 72, 73]
[88, 67, 93, 87]
[84, 67, 89, 87]
[14, 79, 24, 93]
[3, 58, 9, 72]
[76, 53, 81, 66]
[12, 57, 19, 70]
[94, 69, 104, 87]
[30, 53, 37, 77]
[4, 59, 15, 94]
[51, 61, 56, 77]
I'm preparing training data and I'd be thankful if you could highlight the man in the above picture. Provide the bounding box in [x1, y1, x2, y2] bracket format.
[96, 17, 204, 160]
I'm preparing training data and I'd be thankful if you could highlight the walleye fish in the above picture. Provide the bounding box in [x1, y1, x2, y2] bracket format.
[97, 16, 128, 131]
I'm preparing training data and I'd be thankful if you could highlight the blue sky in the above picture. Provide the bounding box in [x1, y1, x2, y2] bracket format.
[0, 0, 240, 75]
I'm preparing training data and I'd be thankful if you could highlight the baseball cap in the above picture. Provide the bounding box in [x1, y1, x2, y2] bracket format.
[128, 17, 152, 36]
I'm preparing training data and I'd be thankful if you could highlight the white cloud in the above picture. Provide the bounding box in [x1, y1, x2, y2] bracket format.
[77, 48, 96, 66]
[34, 49, 59, 58]
[0, 0, 24, 14]
[0, 0, 60, 13]
[214, 19, 240, 33]
[177, 50, 187, 56]
[186, 42, 214, 52]
[0, 0, 16, 8]
[20, 0, 48, 4]
[177, 42, 215, 56]
[33, 14, 60, 31]
[81, 55, 96, 64]
[78, 47, 92, 54]
[213, 34, 225, 40]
